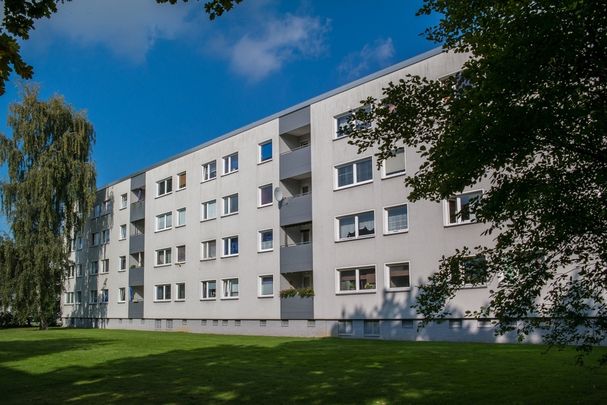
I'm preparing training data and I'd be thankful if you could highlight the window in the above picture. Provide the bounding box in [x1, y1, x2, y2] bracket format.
[386, 263, 411, 290]
[364, 320, 380, 336]
[65, 292, 74, 304]
[338, 320, 353, 335]
[176, 283, 186, 301]
[222, 236, 239, 257]
[155, 284, 171, 301]
[119, 256, 127, 271]
[76, 237, 83, 250]
[446, 190, 482, 225]
[118, 287, 126, 303]
[384, 204, 408, 234]
[90, 290, 98, 304]
[337, 266, 376, 292]
[156, 177, 173, 197]
[156, 212, 173, 231]
[176, 245, 186, 263]
[259, 140, 272, 162]
[176, 208, 186, 227]
[201, 280, 217, 299]
[457, 255, 488, 287]
[223, 152, 238, 175]
[76, 264, 83, 277]
[222, 194, 239, 216]
[70, 238, 76, 251]
[75, 291, 82, 304]
[337, 211, 375, 240]
[201, 200, 216, 221]
[102, 200, 111, 214]
[90, 261, 99, 275]
[383, 147, 406, 177]
[222, 278, 239, 298]
[258, 184, 273, 207]
[259, 229, 273, 252]
[201, 240, 216, 260]
[156, 248, 172, 266]
[67, 265, 75, 278]
[335, 107, 371, 139]
[258, 275, 273, 297]
[101, 229, 110, 244]
[93, 204, 101, 218]
[177, 172, 186, 190]
[101, 289, 109, 304]
[119, 224, 127, 240]
[120, 193, 128, 209]
[101, 259, 109, 274]
[91, 232, 100, 246]
[202, 160, 217, 182]
[335, 157, 373, 188]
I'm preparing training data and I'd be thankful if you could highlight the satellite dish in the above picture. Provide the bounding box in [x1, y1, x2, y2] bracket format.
[274, 187, 284, 202]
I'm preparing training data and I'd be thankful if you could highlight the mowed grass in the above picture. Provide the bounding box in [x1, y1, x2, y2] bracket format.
[0, 328, 605, 404]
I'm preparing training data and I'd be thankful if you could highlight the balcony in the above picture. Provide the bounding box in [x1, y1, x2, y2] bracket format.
[280, 145, 311, 180]
[128, 301, 144, 319]
[280, 193, 312, 226]
[280, 243, 313, 274]
[129, 234, 145, 254]
[280, 296, 314, 320]
[130, 200, 145, 222]
[129, 266, 144, 286]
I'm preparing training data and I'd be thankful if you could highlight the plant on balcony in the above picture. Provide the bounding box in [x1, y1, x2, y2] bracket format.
[297, 288, 315, 298]
[280, 288, 314, 298]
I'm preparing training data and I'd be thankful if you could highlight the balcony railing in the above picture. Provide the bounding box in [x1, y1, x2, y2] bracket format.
[280, 242, 313, 273]
[280, 145, 311, 180]
[130, 200, 145, 221]
[280, 192, 312, 226]
[280, 296, 314, 320]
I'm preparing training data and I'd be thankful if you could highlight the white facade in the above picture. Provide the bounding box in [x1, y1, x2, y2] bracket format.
[62, 49, 513, 341]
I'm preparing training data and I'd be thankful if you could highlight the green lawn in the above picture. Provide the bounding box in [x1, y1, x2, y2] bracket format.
[0, 328, 605, 404]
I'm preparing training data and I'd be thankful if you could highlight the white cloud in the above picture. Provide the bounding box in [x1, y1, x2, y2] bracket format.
[212, 13, 330, 82]
[338, 38, 395, 80]
[28, 0, 198, 63]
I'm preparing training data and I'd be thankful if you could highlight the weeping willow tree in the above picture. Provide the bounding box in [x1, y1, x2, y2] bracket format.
[0, 85, 96, 329]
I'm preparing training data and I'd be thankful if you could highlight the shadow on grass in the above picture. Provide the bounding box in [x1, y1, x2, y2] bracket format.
[1, 332, 606, 404]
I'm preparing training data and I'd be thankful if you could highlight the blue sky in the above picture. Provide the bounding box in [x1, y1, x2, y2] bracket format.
[0, 0, 440, 187]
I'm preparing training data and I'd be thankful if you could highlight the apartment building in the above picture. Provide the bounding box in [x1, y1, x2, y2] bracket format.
[62, 48, 516, 341]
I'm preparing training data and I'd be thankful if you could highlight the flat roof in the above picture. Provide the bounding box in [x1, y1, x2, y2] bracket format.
[99, 46, 444, 190]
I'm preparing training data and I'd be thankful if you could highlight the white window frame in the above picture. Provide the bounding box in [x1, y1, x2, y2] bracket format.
[258, 229, 273, 252]
[176, 207, 186, 227]
[120, 193, 128, 209]
[100, 288, 109, 304]
[444, 189, 483, 226]
[154, 284, 172, 302]
[258, 184, 273, 207]
[385, 261, 411, 292]
[90, 290, 98, 304]
[119, 256, 127, 272]
[459, 255, 489, 288]
[222, 152, 239, 175]
[201, 239, 217, 260]
[101, 229, 110, 244]
[334, 106, 371, 140]
[67, 265, 75, 279]
[334, 157, 373, 190]
[222, 236, 239, 258]
[155, 248, 172, 266]
[221, 278, 239, 299]
[156, 177, 173, 197]
[201, 199, 217, 221]
[381, 146, 406, 178]
[76, 236, 83, 250]
[200, 280, 217, 300]
[201, 160, 217, 182]
[258, 274, 274, 298]
[177, 171, 187, 190]
[335, 265, 377, 294]
[65, 292, 74, 305]
[383, 204, 409, 235]
[101, 259, 109, 274]
[258, 140, 272, 163]
[176, 245, 186, 264]
[76, 264, 83, 277]
[175, 282, 186, 301]
[119, 224, 127, 240]
[90, 261, 99, 275]
[156, 211, 173, 232]
[222, 194, 239, 216]
[335, 210, 375, 241]
[118, 287, 126, 303]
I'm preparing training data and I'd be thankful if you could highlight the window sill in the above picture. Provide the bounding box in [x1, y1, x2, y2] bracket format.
[176, 187, 187, 192]
[258, 249, 273, 254]
[220, 296, 239, 300]
[118, 269, 126, 273]
[335, 235, 375, 243]
[258, 295, 274, 299]
[444, 221, 477, 228]
[221, 170, 239, 177]
[200, 217, 217, 223]
[381, 171, 406, 180]
[221, 254, 239, 259]
[221, 212, 239, 218]
[200, 298, 217, 301]
[155, 192, 173, 199]
[460, 284, 487, 290]
[200, 257, 217, 262]
[201, 177, 217, 184]
[117, 301, 126, 304]
[383, 230, 409, 236]
[154, 264, 171, 268]
[154, 228, 172, 233]
[175, 261, 186, 265]
[258, 203, 273, 209]
[334, 180, 373, 192]
[385, 287, 412, 293]
[336, 290, 377, 295]
[119, 206, 127, 210]
[119, 237, 126, 241]
[153, 300, 171, 303]
[258, 158, 273, 165]
[333, 135, 349, 142]
[175, 299, 186, 302]
[175, 224, 186, 229]
[64, 303, 74, 306]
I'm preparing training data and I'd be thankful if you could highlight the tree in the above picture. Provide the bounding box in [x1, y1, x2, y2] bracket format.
[343, 0, 607, 360]
[0, 0, 243, 96]
[0, 85, 96, 329]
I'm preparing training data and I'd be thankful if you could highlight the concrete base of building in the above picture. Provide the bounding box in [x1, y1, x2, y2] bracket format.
[62, 316, 550, 344]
